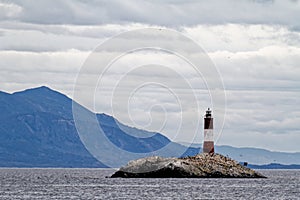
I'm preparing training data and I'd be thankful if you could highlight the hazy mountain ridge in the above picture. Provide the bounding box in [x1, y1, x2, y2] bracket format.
[247, 163, 300, 169]
[179, 143, 300, 165]
[215, 145, 300, 165]
[0, 86, 299, 167]
[0, 86, 198, 167]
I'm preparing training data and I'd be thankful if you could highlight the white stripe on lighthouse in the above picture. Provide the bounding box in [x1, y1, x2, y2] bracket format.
[204, 129, 214, 141]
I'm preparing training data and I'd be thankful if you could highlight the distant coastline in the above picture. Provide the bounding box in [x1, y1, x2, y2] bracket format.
[247, 163, 300, 169]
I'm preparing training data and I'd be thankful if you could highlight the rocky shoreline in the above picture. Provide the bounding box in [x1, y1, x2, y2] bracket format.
[111, 153, 266, 178]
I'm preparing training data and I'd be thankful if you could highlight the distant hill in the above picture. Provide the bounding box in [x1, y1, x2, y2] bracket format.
[0, 86, 299, 168]
[215, 145, 300, 165]
[247, 163, 300, 169]
[179, 143, 300, 165]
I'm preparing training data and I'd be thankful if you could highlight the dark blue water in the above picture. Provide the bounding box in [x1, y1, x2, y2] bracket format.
[0, 169, 298, 199]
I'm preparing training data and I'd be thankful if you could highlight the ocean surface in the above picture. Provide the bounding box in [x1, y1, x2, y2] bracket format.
[0, 168, 299, 199]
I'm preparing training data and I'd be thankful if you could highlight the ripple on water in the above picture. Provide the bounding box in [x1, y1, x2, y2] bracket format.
[0, 169, 299, 199]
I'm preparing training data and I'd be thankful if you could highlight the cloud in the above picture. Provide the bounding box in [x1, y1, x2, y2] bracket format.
[0, 26, 103, 52]
[210, 45, 300, 89]
[0, 0, 297, 29]
[184, 24, 300, 52]
[0, 50, 87, 95]
[0, 2, 22, 19]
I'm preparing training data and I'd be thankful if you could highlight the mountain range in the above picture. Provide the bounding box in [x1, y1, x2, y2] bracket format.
[0, 86, 299, 168]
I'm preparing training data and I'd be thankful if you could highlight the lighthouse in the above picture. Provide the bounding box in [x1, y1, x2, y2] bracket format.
[203, 108, 214, 154]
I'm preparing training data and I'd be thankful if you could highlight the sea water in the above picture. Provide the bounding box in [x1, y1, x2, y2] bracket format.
[0, 169, 299, 199]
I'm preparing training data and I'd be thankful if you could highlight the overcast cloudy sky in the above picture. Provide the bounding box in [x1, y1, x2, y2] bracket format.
[0, 0, 299, 152]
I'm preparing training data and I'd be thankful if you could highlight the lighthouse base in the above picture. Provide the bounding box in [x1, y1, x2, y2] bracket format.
[203, 141, 214, 154]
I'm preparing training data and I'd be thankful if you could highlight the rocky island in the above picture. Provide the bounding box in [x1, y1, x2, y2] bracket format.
[111, 153, 266, 178]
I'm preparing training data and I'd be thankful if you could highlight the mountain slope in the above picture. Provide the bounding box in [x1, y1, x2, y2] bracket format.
[0, 87, 104, 167]
[0, 86, 198, 167]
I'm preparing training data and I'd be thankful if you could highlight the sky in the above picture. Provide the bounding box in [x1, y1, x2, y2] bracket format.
[0, 0, 299, 152]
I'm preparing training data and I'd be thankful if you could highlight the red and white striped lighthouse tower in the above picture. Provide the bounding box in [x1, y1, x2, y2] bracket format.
[203, 108, 214, 154]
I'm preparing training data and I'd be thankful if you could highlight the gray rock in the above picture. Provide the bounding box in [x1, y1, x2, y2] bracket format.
[111, 153, 266, 178]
